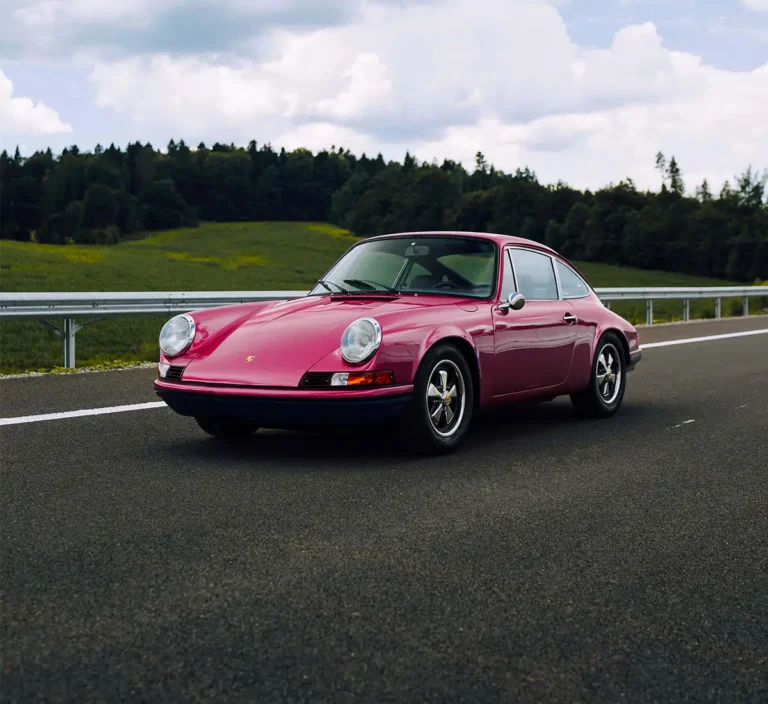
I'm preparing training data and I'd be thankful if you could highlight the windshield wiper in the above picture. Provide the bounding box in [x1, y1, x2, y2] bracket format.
[343, 278, 400, 294]
[316, 279, 349, 294]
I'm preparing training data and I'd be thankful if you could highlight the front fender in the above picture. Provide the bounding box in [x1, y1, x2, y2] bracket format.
[305, 303, 494, 398]
[158, 300, 280, 365]
[414, 325, 481, 379]
[306, 323, 486, 390]
[409, 324, 493, 407]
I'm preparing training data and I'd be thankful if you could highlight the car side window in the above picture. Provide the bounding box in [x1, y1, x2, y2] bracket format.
[500, 249, 516, 299]
[511, 249, 558, 301]
[555, 260, 590, 298]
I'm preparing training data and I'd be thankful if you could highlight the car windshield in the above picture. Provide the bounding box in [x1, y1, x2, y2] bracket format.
[310, 236, 498, 298]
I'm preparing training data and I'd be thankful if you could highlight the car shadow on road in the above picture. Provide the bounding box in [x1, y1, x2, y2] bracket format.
[160, 397, 660, 467]
[465, 397, 656, 445]
[170, 422, 424, 467]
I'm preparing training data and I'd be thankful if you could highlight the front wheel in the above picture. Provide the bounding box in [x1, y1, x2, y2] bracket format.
[195, 416, 259, 441]
[398, 343, 474, 454]
[570, 333, 627, 418]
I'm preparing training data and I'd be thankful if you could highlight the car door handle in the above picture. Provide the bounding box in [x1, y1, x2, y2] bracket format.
[563, 312, 577, 324]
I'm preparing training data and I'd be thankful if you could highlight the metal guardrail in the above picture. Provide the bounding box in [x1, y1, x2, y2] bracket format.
[597, 286, 768, 326]
[1, 287, 766, 368]
[0, 291, 308, 319]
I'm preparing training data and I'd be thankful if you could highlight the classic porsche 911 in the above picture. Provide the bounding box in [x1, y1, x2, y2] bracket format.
[154, 231, 642, 453]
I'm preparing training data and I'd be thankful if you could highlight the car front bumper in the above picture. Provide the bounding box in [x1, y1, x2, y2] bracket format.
[154, 379, 414, 427]
[627, 349, 642, 372]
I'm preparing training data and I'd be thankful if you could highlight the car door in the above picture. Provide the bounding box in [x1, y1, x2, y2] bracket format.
[491, 247, 577, 397]
[553, 257, 601, 387]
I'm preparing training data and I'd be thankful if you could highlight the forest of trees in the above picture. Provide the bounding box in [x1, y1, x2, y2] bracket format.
[1, 140, 766, 281]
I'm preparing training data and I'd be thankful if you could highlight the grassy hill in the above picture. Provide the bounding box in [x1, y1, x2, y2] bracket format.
[0, 221, 762, 374]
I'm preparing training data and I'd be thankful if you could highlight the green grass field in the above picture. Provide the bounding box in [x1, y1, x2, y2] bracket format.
[1, 221, 764, 374]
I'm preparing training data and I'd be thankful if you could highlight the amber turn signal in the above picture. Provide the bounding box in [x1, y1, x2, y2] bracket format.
[330, 370, 394, 387]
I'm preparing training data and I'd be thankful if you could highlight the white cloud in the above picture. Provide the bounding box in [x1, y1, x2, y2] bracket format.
[15, 0, 150, 25]
[2, 0, 440, 60]
[91, 56, 282, 131]
[273, 122, 380, 156]
[408, 69, 768, 191]
[89, 1, 583, 136]
[741, 0, 768, 10]
[84, 0, 768, 192]
[0, 68, 72, 136]
[575, 23, 708, 104]
[5, 0, 153, 58]
[312, 53, 393, 120]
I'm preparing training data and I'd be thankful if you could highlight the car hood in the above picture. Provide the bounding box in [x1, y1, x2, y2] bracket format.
[181, 294, 449, 387]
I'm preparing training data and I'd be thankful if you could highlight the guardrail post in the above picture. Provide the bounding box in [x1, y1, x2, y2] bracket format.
[683, 299, 690, 322]
[743, 296, 749, 317]
[715, 298, 721, 319]
[646, 300, 653, 326]
[64, 318, 76, 368]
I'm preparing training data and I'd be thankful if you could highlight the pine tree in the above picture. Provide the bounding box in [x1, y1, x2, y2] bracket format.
[696, 179, 712, 202]
[655, 151, 667, 188]
[667, 157, 684, 196]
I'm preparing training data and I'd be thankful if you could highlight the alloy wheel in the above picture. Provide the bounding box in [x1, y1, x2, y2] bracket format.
[596, 343, 622, 405]
[425, 359, 466, 437]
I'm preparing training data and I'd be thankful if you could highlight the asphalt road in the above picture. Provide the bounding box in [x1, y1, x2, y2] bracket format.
[1, 317, 767, 703]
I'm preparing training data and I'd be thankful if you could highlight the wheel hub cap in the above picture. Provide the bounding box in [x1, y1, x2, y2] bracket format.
[596, 344, 621, 404]
[426, 361, 467, 438]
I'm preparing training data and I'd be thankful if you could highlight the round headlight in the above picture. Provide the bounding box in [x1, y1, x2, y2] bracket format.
[159, 314, 196, 357]
[340, 317, 382, 364]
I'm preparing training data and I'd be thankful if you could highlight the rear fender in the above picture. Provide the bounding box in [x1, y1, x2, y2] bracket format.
[594, 313, 640, 365]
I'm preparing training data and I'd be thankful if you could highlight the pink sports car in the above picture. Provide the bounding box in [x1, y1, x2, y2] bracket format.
[154, 231, 642, 454]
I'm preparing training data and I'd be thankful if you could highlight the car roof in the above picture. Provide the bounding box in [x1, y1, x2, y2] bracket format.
[365, 230, 559, 256]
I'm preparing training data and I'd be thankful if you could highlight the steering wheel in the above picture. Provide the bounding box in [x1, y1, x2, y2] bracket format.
[433, 280, 461, 290]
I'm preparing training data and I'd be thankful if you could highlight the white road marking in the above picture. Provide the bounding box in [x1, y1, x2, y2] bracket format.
[1, 327, 767, 428]
[641, 328, 768, 349]
[0, 401, 166, 427]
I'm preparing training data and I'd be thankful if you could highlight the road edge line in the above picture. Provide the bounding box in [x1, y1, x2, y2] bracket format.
[0, 401, 167, 427]
[641, 328, 768, 349]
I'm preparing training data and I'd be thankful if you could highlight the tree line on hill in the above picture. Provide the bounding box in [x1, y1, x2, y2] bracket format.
[1, 141, 766, 281]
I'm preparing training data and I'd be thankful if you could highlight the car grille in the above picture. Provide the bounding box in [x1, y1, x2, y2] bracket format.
[299, 372, 332, 388]
[165, 365, 185, 381]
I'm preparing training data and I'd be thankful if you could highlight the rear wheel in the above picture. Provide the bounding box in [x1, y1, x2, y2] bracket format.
[570, 333, 626, 418]
[398, 343, 474, 454]
[195, 416, 259, 441]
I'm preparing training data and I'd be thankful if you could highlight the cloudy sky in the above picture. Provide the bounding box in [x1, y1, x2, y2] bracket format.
[0, 0, 766, 192]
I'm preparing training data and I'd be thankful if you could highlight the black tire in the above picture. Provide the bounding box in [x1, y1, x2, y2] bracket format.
[195, 416, 259, 441]
[570, 332, 627, 418]
[397, 343, 475, 455]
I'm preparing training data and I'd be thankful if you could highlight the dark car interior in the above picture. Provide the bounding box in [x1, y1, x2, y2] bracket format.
[390, 238, 497, 297]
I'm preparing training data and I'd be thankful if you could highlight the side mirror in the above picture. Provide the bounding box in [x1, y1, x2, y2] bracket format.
[497, 292, 525, 313]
